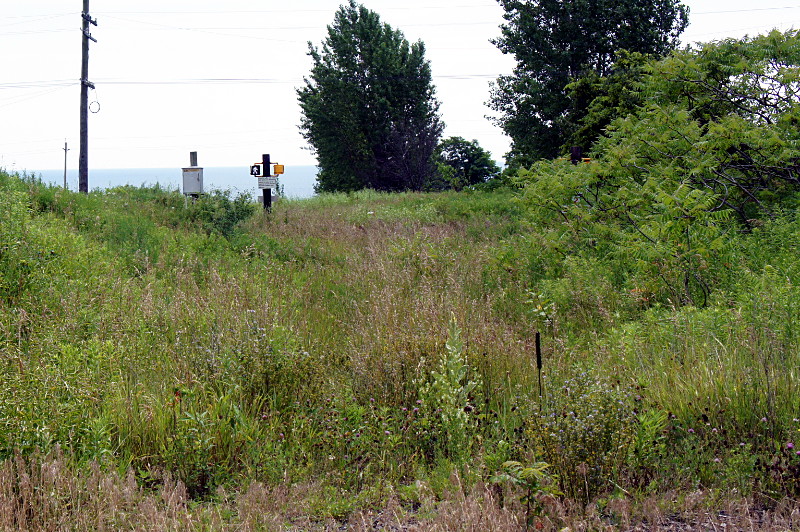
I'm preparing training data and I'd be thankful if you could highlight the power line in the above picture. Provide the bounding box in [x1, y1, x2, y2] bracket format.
[0, 29, 73, 37]
[0, 86, 70, 110]
[0, 13, 75, 28]
[0, 72, 501, 92]
[98, 78, 296, 86]
[693, 5, 800, 15]
[0, 80, 75, 89]
[95, 4, 499, 15]
[112, 21, 497, 31]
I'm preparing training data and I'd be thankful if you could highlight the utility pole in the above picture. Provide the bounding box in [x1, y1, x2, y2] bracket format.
[79, 0, 97, 194]
[63, 140, 69, 189]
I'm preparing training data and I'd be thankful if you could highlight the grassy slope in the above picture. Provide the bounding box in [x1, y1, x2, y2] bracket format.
[1, 171, 800, 528]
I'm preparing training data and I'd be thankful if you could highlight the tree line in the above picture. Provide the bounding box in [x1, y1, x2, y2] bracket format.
[297, 0, 690, 192]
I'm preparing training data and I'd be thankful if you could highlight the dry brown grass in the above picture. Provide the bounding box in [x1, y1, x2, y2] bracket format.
[4, 450, 799, 531]
[0, 447, 222, 531]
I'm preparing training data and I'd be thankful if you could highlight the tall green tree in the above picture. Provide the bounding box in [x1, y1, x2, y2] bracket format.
[489, 0, 689, 165]
[298, 1, 443, 193]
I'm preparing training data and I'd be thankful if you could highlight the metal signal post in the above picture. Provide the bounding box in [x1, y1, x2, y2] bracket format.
[79, 0, 97, 194]
[262, 154, 271, 211]
[252, 154, 284, 211]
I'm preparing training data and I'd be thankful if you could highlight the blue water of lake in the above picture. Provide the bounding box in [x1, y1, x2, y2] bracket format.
[31, 165, 319, 200]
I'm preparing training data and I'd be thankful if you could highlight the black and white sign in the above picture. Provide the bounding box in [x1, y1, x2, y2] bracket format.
[250, 165, 262, 177]
[258, 176, 277, 189]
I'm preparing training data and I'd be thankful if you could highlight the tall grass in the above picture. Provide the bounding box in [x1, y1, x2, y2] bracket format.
[2, 171, 800, 527]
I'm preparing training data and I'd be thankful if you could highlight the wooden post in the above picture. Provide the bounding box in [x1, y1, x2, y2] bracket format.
[63, 140, 69, 189]
[535, 331, 543, 398]
[570, 146, 583, 165]
[79, 0, 97, 194]
[262, 153, 272, 211]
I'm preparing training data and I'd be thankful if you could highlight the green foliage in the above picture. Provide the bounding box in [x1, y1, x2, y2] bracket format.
[417, 316, 482, 462]
[297, 0, 443, 192]
[490, 0, 688, 163]
[514, 31, 800, 306]
[526, 372, 636, 501]
[516, 151, 735, 307]
[0, 185, 37, 304]
[491, 459, 562, 523]
[559, 31, 800, 215]
[627, 409, 668, 486]
[564, 50, 651, 153]
[431, 137, 500, 191]
[6, 162, 800, 522]
[182, 190, 256, 238]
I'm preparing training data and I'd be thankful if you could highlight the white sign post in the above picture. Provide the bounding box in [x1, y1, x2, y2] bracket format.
[258, 176, 277, 189]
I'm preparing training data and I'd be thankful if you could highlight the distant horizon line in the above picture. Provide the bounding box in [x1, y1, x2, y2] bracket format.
[31, 165, 320, 172]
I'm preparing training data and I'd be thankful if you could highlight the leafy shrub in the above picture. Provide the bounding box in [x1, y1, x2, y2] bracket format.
[526, 372, 636, 501]
[491, 459, 562, 525]
[185, 191, 256, 238]
[416, 316, 482, 463]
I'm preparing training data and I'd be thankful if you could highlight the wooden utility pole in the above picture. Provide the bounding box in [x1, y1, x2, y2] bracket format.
[79, 0, 97, 194]
[63, 140, 69, 189]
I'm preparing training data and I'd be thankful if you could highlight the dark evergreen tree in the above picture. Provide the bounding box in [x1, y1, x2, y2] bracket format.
[298, 1, 443, 193]
[489, 0, 689, 165]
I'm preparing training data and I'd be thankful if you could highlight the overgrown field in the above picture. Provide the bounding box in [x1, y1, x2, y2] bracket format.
[2, 170, 800, 529]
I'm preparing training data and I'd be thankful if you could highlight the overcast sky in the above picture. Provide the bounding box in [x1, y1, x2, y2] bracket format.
[2, 1, 799, 172]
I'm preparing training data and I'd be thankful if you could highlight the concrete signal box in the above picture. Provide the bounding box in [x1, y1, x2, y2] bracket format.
[182, 151, 204, 196]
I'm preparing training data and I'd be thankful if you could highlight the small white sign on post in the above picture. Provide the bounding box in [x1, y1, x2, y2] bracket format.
[258, 176, 277, 189]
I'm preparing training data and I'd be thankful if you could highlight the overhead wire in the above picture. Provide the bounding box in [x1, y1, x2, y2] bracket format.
[0, 29, 73, 37]
[0, 80, 75, 90]
[0, 13, 75, 28]
[95, 4, 500, 15]
[0, 85, 71, 110]
[1, 72, 500, 91]
[693, 5, 800, 15]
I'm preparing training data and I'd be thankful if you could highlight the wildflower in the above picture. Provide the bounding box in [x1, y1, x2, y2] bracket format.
[713, 458, 721, 463]
[384, 430, 390, 435]
[688, 428, 695, 433]
[787, 442, 795, 450]
[761, 417, 768, 423]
